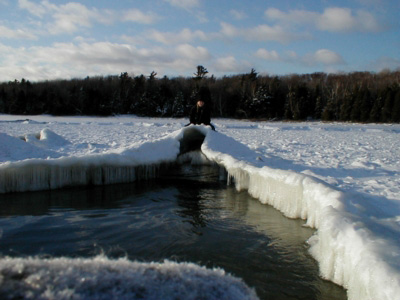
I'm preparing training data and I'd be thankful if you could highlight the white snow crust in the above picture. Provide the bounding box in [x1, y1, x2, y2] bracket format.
[0, 256, 257, 300]
[1, 115, 400, 300]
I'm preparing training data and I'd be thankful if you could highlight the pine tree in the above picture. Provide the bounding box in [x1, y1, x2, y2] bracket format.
[392, 88, 400, 122]
[172, 91, 186, 117]
[381, 87, 394, 122]
[193, 65, 208, 81]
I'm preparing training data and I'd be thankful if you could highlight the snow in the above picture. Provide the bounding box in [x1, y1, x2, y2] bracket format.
[1, 114, 400, 300]
[0, 256, 257, 300]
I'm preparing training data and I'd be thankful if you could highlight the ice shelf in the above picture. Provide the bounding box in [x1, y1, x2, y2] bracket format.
[0, 125, 399, 300]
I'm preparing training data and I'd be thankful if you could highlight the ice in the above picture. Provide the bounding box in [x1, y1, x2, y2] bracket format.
[1, 116, 400, 300]
[0, 136, 179, 193]
[0, 256, 258, 300]
[200, 128, 400, 300]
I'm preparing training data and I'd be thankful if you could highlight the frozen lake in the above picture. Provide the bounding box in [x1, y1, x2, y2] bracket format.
[0, 163, 346, 300]
[1, 115, 399, 299]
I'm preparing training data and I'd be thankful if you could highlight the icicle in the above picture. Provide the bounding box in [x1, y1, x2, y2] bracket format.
[0, 162, 171, 193]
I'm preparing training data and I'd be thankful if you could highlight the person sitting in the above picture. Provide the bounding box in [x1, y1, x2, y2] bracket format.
[188, 98, 215, 130]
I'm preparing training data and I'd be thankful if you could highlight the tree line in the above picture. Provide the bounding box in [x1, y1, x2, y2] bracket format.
[1, 67, 400, 123]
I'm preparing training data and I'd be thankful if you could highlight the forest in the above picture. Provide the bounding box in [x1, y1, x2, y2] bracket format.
[1, 66, 400, 123]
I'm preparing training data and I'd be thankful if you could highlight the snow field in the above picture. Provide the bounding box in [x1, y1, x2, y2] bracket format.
[201, 129, 400, 300]
[0, 129, 180, 192]
[1, 115, 400, 300]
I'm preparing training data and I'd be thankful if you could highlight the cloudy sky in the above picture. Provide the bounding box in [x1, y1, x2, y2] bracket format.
[0, 0, 399, 81]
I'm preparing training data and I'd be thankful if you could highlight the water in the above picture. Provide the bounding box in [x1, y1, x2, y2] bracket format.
[0, 163, 346, 300]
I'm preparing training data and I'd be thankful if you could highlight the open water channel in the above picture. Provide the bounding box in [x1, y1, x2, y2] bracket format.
[0, 162, 346, 300]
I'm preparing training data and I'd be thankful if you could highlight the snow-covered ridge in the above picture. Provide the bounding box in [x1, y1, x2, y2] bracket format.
[1, 117, 400, 300]
[0, 129, 180, 193]
[0, 256, 258, 300]
[201, 128, 400, 300]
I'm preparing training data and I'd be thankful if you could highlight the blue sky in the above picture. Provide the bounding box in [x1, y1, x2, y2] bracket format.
[0, 0, 399, 81]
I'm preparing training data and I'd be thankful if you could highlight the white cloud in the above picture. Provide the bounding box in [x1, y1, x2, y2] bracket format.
[265, 7, 383, 33]
[50, 3, 100, 34]
[214, 56, 250, 73]
[229, 9, 247, 20]
[218, 22, 309, 44]
[18, 0, 47, 17]
[315, 49, 344, 65]
[371, 56, 400, 72]
[176, 44, 211, 60]
[355, 10, 382, 32]
[164, 0, 200, 10]
[18, 0, 157, 36]
[255, 49, 280, 61]
[18, 0, 108, 34]
[304, 49, 345, 65]
[317, 7, 357, 32]
[163, 0, 206, 23]
[245, 24, 302, 43]
[0, 39, 351, 81]
[285, 50, 298, 60]
[0, 41, 131, 81]
[122, 9, 159, 24]
[146, 28, 208, 45]
[0, 41, 214, 81]
[265, 7, 317, 25]
[254, 48, 345, 67]
[0, 25, 37, 39]
[219, 22, 239, 38]
[129, 21, 307, 48]
[68, 42, 135, 66]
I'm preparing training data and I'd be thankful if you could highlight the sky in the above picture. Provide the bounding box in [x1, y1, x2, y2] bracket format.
[0, 0, 399, 82]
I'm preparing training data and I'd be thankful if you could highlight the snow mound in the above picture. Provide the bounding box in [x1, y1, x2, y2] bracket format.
[0, 133, 59, 162]
[0, 256, 258, 300]
[23, 128, 71, 148]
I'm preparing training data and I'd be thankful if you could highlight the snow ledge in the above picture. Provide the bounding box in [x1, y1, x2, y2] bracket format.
[1, 125, 399, 300]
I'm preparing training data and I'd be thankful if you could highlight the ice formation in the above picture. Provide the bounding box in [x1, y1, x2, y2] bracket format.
[1, 124, 399, 300]
[0, 256, 258, 300]
[0, 134, 179, 193]
[200, 128, 400, 300]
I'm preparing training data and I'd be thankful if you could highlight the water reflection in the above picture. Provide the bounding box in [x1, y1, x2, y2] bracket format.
[0, 163, 346, 300]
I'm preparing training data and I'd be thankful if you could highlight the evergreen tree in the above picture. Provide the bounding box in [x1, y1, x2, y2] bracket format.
[0, 69, 399, 123]
[369, 96, 383, 122]
[172, 91, 186, 117]
[392, 89, 400, 122]
[322, 98, 336, 121]
[193, 65, 208, 81]
[381, 87, 394, 122]
[350, 90, 362, 122]
[313, 84, 323, 120]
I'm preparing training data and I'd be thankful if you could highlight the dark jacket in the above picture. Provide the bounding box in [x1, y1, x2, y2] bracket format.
[190, 105, 211, 125]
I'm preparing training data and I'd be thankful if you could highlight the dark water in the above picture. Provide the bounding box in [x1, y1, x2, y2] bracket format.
[0, 164, 346, 300]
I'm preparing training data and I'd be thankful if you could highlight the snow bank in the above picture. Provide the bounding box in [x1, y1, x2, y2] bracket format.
[0, 134, 180, 193]
[201, 129, 400, 300]
[0, 256, 258, 300]
[0, 132, 60, 161]
[1, 123, 400, 300]
[22, 128, 71, 148]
